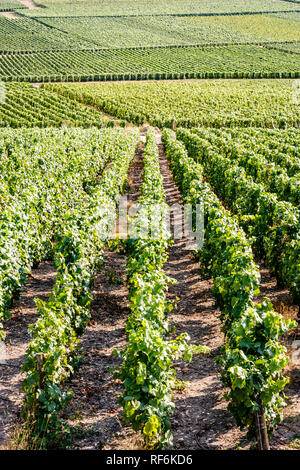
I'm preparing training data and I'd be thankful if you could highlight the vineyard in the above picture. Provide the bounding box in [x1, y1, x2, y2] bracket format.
[0, 0, 25, 11]
[0, 16, 93, 52]
[0, 0, 299, 456]
[45, 80, 300, 129]
[36, 14, 300, 48]
[0, 45, 299, 83]
[0, 0, 299, 82]
[0, 83, 124, 128]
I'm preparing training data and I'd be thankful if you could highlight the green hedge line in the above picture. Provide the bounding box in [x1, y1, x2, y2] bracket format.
[0, 40, 298, 55]
[1, 70, 299, 83]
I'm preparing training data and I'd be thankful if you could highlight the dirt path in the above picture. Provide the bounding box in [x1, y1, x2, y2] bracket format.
[16, 0, 39, 9]
[0, 262, 56, 449]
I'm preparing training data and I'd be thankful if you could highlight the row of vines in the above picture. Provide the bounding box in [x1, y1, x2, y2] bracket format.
[162, 129, 297, 449]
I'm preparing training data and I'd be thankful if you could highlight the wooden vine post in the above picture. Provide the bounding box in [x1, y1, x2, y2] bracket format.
[31, 353, 45, 420]
[255, 399, 270, 450]
[36, 353, 45, 390]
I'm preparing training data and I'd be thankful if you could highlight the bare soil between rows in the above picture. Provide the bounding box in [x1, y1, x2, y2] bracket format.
[0, 261, 56, 449]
